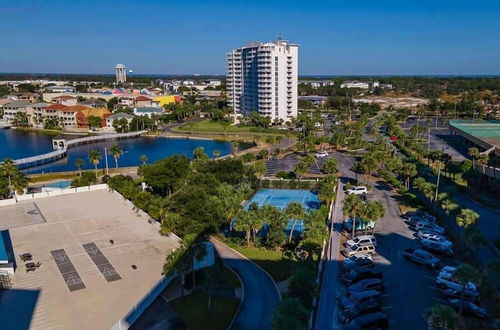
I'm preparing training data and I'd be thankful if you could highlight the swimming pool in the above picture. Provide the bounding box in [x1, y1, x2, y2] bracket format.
[44, 180, 72, 189]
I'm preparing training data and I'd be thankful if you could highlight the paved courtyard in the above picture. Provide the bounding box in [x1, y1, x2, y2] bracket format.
[0, 189, 179, 330]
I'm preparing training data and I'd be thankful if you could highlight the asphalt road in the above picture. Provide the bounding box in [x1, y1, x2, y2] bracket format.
[211, 239, 280, 330]
[315, 152, 436, 329]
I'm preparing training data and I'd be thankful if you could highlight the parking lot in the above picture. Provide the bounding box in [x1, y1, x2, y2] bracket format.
[316, 152, 439, 329]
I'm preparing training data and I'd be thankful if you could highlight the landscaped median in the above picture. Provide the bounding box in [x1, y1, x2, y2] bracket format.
[169, 262, 242, 330]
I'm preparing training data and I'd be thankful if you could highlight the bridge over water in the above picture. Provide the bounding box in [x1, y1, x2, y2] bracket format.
[14, 131, 147, 169]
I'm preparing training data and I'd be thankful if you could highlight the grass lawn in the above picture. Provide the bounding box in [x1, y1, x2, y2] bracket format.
[222, 266, 242, 288]
[171, 291, 240, 330]
[229, 244, 295, 282]
[177, 119, 254, 133]
[28, 172, 78, 183]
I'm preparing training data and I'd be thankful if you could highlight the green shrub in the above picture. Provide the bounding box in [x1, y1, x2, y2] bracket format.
[261, 179, 270, 188]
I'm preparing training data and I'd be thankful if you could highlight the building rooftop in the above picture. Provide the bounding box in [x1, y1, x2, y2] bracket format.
[29, 102, 50, 108]
[135, 96, 153, 102]
[46, 103, 69, 111]
[52, 95, 76, 100]
[134, 107, 163, 113]
[3, 101, 32, 108]
[107, 113, 135, 120]
[449, 119, 500, 156]
[0, 189, 179, 329]
[79, 98, 107, 106]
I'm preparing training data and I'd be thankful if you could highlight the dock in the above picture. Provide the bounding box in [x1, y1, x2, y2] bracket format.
[14, 130, 148, 169]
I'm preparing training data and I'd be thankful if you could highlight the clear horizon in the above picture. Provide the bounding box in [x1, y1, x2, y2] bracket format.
[1, 0, 499, 75]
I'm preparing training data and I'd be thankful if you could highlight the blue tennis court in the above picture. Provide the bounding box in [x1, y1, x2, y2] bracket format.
[243, 189, 321, 234]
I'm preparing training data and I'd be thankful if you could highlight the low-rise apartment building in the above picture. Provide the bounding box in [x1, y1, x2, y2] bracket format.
[51, 95, 78, 106]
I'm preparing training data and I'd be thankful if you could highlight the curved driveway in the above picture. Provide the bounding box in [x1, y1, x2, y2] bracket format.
[211, 238, 280, 330]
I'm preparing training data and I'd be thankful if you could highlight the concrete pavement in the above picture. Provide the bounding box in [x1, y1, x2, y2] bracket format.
[314, 152, 435, 329]
[211, 238, 280, 330]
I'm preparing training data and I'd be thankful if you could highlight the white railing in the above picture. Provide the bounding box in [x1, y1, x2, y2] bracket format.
[65, 131, 147, 148]
[0, 184, 108, 207]
[14, 149, 67, 166]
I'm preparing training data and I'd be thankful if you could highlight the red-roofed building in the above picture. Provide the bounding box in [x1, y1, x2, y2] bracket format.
[134, 96, 160, 107]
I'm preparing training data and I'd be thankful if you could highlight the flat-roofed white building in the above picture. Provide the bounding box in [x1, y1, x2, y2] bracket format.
[227, 38, 299, 123]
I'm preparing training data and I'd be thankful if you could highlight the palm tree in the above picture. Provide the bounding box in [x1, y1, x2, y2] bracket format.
[200, 264, 221, 320]
[455, 208, 480, 228]
[193, 146, 207, 160]
[231, 141, 240, 155]
[88, 149, 102, 179]
[361, 156, 377, 184]
[0, 158, 18, 197]
[343, 194, 365, 238]
[453, 264, 481, 314]
[424, 303, 462, 330]
[351, 162, 365, 182]
[294, 161, 308, 181]
[212, 149, 221, 158]
[139, 154, 148, 165]
[74, 158, 85, 177]
[400, 162, 417, 189]
[468, 147, 480, 168]
[285, 202, 305, 242]
[234, 210, 253, 246]
[364, 201, 385, 235]
[109, 144, 123, 170]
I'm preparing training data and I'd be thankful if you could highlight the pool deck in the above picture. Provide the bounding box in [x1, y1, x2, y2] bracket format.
[0, 189, 179, 330]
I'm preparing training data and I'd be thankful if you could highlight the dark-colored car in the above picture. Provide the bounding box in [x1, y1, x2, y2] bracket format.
[342, 312, 389, 330]
[347, 278, 384, 295]
[402, 248, 440, 269]
[442, 289, 479, 302]
[421, 240, 454, 257]
[340, 298, 381, 324]
[341, 268, 383, 285]
[342, 255, 374, 270]
[446, 299, 487, 318]
[340, 290, 381, 310]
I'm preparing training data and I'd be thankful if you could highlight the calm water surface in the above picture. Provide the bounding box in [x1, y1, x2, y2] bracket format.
[0, 129, 234, 174]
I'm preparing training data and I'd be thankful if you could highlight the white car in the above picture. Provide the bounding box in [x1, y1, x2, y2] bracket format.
[346, 186, 368, 195]
[421, 236, 452, 248]
[437, 266, 478, 292]
[315, 150, 328, 158]
[414, 221, 445, 234]
[345, 235, 377, 249]
[416, 230, 443, 239]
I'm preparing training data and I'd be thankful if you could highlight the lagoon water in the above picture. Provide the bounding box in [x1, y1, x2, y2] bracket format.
[0, 129, 233, 174]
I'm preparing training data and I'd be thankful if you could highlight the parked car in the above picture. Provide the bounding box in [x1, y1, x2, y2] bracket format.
[446, 299, 487, 318]
[343, 256, 374, 271]
[315, 150, 328, 158]
[340, 290, 381, 309]
[420, 239, 454, 256]
[341, 268, 383, 285]
[342, 244, 376, 258]
[416, 230, 449, 243]
[436, 276, 479, 297]
[407, 215, 433, 225]
[442, 288, 479, 302]
[346, 186, 368, 195]
[345, 235, 377, 248]
[341, 312, 388, 330]
[403, 210, 436, 222]
[347, 278, 384, 295]
[413, 221, 445, 235]
[402, 248, 440, 268]
[343, 254, 373, 268]
[340, 299, 381, 324]
[344, 217, 375, 232]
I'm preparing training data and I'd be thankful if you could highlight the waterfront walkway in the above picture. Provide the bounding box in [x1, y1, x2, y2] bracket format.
[13, 130, 147, 169]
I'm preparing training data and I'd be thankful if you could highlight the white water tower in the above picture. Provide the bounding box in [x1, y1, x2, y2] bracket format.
[115, 64, 127, 83]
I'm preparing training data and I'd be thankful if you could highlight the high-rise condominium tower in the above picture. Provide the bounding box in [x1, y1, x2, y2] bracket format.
[115, 64, 127, 83]
[227, 39, 298, 123]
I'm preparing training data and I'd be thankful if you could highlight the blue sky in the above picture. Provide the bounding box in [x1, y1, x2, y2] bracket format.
[0, 0, 499, 75]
